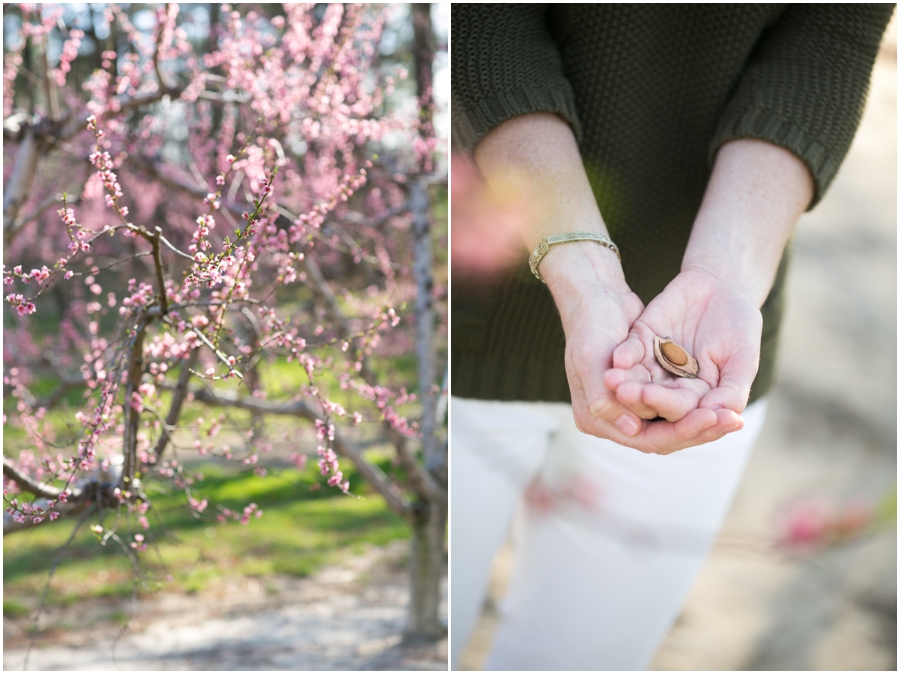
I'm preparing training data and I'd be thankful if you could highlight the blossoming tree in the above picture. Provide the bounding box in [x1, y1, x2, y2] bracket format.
[3, 3, 447, 639]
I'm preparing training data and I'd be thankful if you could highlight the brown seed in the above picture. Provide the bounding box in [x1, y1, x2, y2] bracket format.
[653, 336, 699, 379]
[659, 341, 688, 366]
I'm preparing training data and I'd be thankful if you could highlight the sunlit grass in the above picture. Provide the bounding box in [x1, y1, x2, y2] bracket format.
[3, 459, 408, 617]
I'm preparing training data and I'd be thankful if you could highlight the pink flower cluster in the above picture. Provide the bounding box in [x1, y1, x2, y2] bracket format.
[777, 498, 875, 551]
[52, 28, 84, 86]
[88, 132, 131, 226]
[216, 502, 263, 526]
[317, 445, 349, 493]
[5, 495, 64, 525]
[5, 293, 36, 316]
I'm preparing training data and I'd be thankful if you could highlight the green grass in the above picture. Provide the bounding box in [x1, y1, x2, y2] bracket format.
[3, 459, 409, 616]
[4, 599, 31, 618]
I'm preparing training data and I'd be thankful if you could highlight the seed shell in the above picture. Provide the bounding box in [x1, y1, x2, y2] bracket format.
[653, 336, 699, 379]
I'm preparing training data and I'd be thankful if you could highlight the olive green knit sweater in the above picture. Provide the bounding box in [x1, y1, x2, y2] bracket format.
[452, 3, 893, 403]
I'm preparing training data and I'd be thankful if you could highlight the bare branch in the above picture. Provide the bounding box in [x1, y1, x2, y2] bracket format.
[2, 456, 63, 500]
[34, 377, 83, 410]
[149, 227, 169, 314]
[127, 154, 209, 200]
[54, 86, 187, 145]
[40, 40, 60, 121]
[187, 387, 412, 518]
[153, 5, 175, 92]
[152, 349, 198, 460]
[187, 326, 244, 379]
[3, 126, 42, 242]
[120, 320, 150, 491]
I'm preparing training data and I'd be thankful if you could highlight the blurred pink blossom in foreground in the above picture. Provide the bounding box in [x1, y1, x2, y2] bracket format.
[775, 489, 895, 552]
[523, 474, 604, 515]
[451, 154, 527, 278]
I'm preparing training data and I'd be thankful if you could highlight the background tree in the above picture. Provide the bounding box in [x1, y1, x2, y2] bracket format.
[3, 2, 447, 642]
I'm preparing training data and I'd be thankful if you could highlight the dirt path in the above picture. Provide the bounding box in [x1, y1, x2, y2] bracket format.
[3, 540, 448, 671]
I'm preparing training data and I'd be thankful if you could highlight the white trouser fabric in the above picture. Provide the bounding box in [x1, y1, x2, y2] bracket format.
[450, 397, 768, 671]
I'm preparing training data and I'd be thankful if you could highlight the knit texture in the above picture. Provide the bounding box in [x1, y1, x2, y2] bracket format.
[452, 3, 894, 404]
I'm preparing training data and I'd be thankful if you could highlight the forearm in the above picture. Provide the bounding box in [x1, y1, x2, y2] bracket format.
[473, 112, 627, 299]
[682, 138, 814, 306]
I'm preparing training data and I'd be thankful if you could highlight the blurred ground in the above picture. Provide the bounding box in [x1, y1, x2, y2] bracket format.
[458, 16, 897, 672]
[4, 540, 448, 670]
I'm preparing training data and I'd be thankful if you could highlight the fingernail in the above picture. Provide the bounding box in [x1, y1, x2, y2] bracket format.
[710, 405, 724, 411]
[615, 415, 639, 436]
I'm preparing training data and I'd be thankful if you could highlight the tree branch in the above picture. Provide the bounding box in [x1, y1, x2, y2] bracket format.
[2, 456, 63, 500]
[3, 126, 42, 242]
[149, 226, 169, 314]
[187, 387, 412, 518]
[152, 348, 198, 461]
[153, 5, 175, 93]
[120, 319, 149, 490]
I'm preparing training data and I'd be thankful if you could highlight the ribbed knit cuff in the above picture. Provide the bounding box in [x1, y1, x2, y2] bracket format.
[452, 85, 583, 152]
[710, 107, 839, 210]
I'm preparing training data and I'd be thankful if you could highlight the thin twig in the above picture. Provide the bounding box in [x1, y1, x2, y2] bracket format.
[186, 327, 244, 380]
[187, 387, 411, 518]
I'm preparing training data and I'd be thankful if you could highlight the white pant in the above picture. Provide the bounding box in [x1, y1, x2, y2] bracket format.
[450, 397, 767, 670]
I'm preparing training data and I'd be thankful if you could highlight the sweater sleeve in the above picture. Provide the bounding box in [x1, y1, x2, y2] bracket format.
[451, 4, 581, 151]
[710, 3, 895, 208]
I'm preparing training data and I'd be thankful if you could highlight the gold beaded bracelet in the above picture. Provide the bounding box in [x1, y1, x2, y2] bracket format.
[528, 232, 621, 283]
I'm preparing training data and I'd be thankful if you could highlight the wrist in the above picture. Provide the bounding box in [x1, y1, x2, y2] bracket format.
[682, 139, 810, 307]
[681, 241, 783, 308]
[541, 240, 630, 304]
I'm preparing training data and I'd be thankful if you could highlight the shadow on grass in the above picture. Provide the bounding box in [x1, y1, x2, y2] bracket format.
[3, 459, 410, 608]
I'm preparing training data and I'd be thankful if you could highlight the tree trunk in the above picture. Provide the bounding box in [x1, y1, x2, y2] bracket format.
[404, 4, 447, 642]
[405, 499, 447, 640]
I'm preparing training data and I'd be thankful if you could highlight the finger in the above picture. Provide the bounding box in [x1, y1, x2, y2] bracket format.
[572, 352, 643, 438]
[612, 332, 646, 370]
[653, 409, 744, 455]
[602, 364, 651, 392]
[613, 380, 660, 420]
[635, 407, 719, 452]
[640, 384, 701, 422]
[699, 347, 759, 414]
[588, 393, 642, 437]
[666, 409, 744, 454]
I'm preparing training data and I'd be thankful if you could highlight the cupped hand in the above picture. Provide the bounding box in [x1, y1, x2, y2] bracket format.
[546, 250, 755, 455]
[603, 266, 763, 432]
